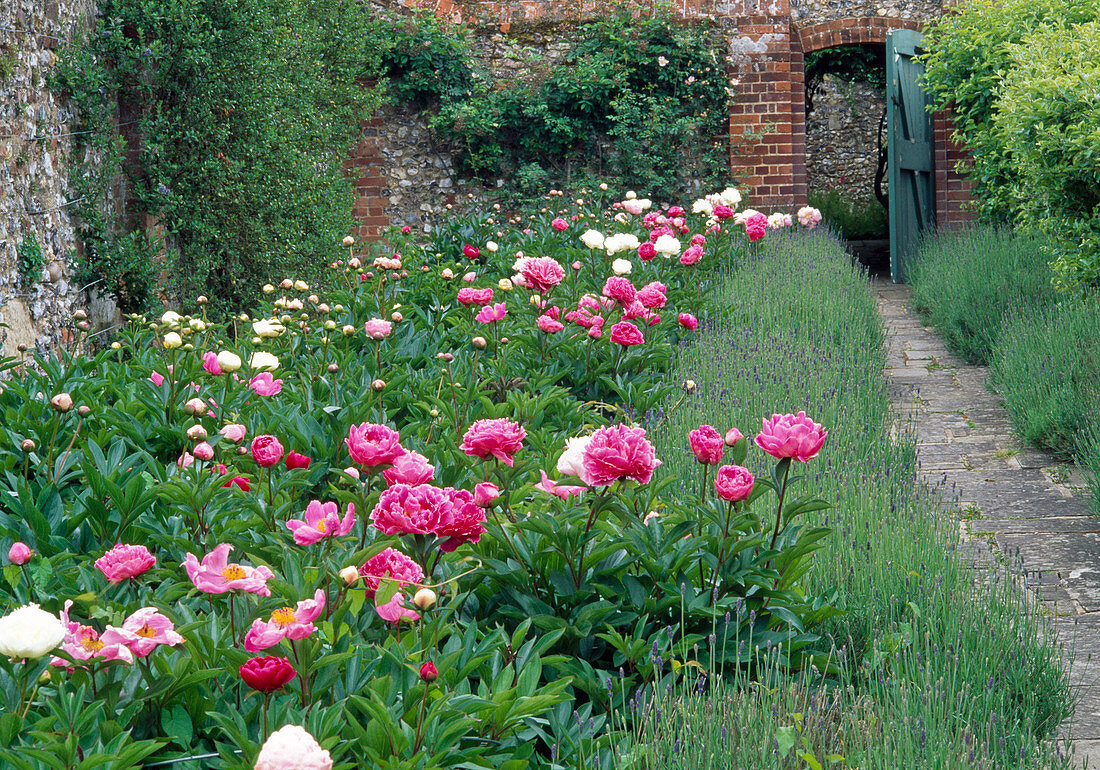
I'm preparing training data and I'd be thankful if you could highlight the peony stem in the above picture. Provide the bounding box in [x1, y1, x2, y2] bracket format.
[769, 459, 793, 551]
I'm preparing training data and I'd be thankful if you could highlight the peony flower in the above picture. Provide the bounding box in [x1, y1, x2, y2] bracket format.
[50, 393, 73, 412]
[653, 234, 681, 256]
[474, 303, 507, 324]
[382, 451, 435, 486]
[251, 435, 285, 468]
[0, 604, 65, 659]
[371, 484, 450, 536]
[285, 501, 356, 545]
[580, 229, 605, 249]
[249, 372, 284, 396]
[797, 206, 823, 228]
[359, 547, 424, 599]
[602, 276, 637, 306]
[679, 245, 703, 266]
[611, 258, 633, 275]
[725, 428, 745, 446]
[519, 256, 565, 293]
[638, 241, 657, 261]
[193, 442, 214, 461]
[163, 332, 182, 350]
[755, 411, 828, 462]
[364, 318, 393, 340]
[462, 244, 480, 260]
[536, 470, 585, 500]
[243, 589, 326, 651]
[678, 313, 698, 331]
[53, 601, 133, 666]
[637, 282, 667, 309]
[375, 592, 419, 624]
[609, 321, 643, 347]
[688, 425, 725, 465]
[551, 218, 568, 231]
[744, 212, 768, 242]
[117, 607, 184, 658]
[537, 314, 564, 334]
[202, 351, 223, 375]
[252, 319, 285, 339]
[474, 482, 501, 507]
[221, 423, 247, 443]
[95, 543, 155, 584]
[149, 371, 166, 387]
[216, 350, 242, 373]
[240, 655, 296, 694]
[184, 543, 274, 596]
[461, 418, 526, 466]
[457, 287, 494, 306]
[254, 724, 332, 770]
[249, 352, 279, 372]
[413, 588, 437, 610]
[714, 465, 754, 502]
[346, 422, 404, 467]
[285, 451, 311, 470]
[420, 661, 439, 681]
[582, 424, 661, 487]
[433, 488, 487, 552]
[8, 541, 32, 565]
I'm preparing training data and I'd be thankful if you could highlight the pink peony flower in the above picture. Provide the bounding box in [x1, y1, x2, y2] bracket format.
[475, 303, 507, 324]
[202, 351, 223, 375]
[462, 244, 480, 260]
[714, 465, 754, 502]
[678, 313, 698, 331]
[745, 212, 768, 243]
[602, 276, 637, 306]
[52, 601, 133, 666]
[433, 488, 487, 552]
[221, 423, 247, 443]
[474, 482, 501, 507]
[679, 245, 703, 266]
[95, 543, 155, 584]
[668, 206, 685, 217]
[797, 206, 823, 228]
[637, 282, 667, 309]
[536, 470, 585, 500]
[285, 451, 311, 470]
[117, 607, 184, 658]
[371, 484, 451, 536]
[285, 501, 356, 545]
[375, 591, 420, 624]
[346, 422, 404, 467]
[460, 418, 526, 466]
[462, 271, 477, 282]
[691, 233, 706, 246]
[359, 547, 424, 599]
[713, 204, 735, 220]
[638, 241, 657, 261]
[609, 321, 644, 347]
[582, 425, 661, 487]
[243, 589, 326, 651]
[383, 451, 435, 486]
[249, 372, 284, 396]
[537, 315, 564, 334]
[755, 411, 828, 462]
[254, 725, 332, 770]
[184, 543, 274, 596]
[251, 435, 285, 468]
[688, 425, 725, 464]
[457, 287, 494, 306]
[519, 257, 565, 293]
[8, 542, 32, 565]
[149, 371, 166, 387]
[364, 318, 393, 340]
[551, 218, 568, 231]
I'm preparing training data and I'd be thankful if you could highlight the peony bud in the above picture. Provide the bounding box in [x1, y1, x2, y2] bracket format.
[413, 588, 437, 611]
[216, 351, 242, 373]
[50, 393, 73, 412]
[339, 566, 360, 586]
[391, 311, 403, 322]
[20, 439, 35, 452]
[196, 295, 208, 305]
[327, 363, 339, 373]
[193, 442, 214, 461]
[725, 428, 744, 447]
[371, 379, 386, 392]
[8, 542, 33, 565]
[187, 424, 208, 441]
[184, 398, 207, 416]
[420, 661, 439, 682]
[471, 336, 487, 350]
[342, 235, 355, 246]
[77, 405, 91, 417]
[163, 332, 182, 349]
[262, 284, 275, 294]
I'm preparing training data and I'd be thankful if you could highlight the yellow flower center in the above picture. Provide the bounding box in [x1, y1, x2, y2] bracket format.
[315, 520, 327, 533]
[136, 624, 158, 638]
[222, 564, 247, 581]
[271, 607, 297, 626]
[81, 637, 105, 653]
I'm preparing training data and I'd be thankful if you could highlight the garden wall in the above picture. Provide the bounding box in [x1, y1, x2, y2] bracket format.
[805, 73, 884, 200]
[0, 0, 99, 356]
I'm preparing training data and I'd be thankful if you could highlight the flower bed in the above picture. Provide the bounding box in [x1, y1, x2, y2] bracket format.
[0, 193, 830, 767]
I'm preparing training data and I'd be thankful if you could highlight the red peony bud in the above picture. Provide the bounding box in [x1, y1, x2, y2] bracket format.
[240, 656, 297, 693]
[419, 661, 438, 682]
[285, 451, 311, 470]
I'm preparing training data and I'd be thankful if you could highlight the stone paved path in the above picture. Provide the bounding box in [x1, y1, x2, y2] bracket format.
[875, 279, 1100, 766]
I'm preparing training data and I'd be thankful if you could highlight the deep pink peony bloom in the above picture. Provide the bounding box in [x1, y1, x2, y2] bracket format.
[714, 465, 754, 502]
[52, 601, 133, 666]
[249, 372, 284, 396]
[117, 607, 184, 658]
[713, 204, 735, 220]
[383, 451, 435, 486]
[520, 257, 565, 293]
[551, 218, 568, 231]
[359, 547, 424, 599]
[679, 245, 703, 266]
[251, 435, 285, 467]
[638, 241, 657, 261]
[745, 212, 768, 242]
[475, 303, 507, 324]
[202, 351, 223, 375]
[474, 482, 501, 507]
[460, 418, 526, 466]
[637, 282, 667, 309]
[609, 321, 644, 347]
[582, 424, 661, 486]
[243, 589, 326, 652]
[433, 488, 487, 552]
[364, 318, 393, 340]
[149, 371, 166, 387]
[371, 484, 451, 536]
[346, 422, 404, 467]
[240, 655, 296, 694]
[286, 501, 356, 545]
[678, 313, 698, 331]
[8, 542, 32, 565]
[457, 287, 494, 306]
[95, 543, 155, 584]
[688, 425, 725, 464]
[375, 592, 419, 624]
[285, 451, 311, 470]
[537, 315, 564, 334]
[602, 276, 637, 306]
[755, 411, 828, 462]
[462, 244, 480, 260]
[185, 544, 274, 596]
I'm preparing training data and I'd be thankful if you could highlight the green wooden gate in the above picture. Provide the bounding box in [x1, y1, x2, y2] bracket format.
[887, 29, 935, 283]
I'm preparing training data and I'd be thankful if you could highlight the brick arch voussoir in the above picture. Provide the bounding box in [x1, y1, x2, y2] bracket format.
[797, 17, 920, 55]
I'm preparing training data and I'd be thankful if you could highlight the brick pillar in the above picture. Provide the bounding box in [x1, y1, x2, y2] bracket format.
[933, 109, 975, 227]
[347, 117, 390, 240]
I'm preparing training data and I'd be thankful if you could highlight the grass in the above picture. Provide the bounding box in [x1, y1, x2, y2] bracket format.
[632, 229, 1072, 768]
[908, 226, 1056, 365]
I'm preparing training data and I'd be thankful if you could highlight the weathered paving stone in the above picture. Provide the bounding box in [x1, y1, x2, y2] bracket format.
[876, 279, 1098, 762]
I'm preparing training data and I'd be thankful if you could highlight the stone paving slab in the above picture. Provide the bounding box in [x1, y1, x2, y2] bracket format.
[875, 279, 1099, 761]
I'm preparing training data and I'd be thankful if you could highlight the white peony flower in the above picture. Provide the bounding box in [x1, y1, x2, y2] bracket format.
[160, 311, 182, 328]
[580, 229, 606, 250]
[0, 604, 66, 659]
[611, 258, 633, 275]
[557, 436, 593, 478]
[653, 234, 682, 256]
[249, 352, 279, 372]
[252, 319, 285, 339]
[254, 725, 333, 770]
[604, 233, 640, 256]
[692, 198, 713, 216]
[719, 187, 742, 207]
[216, 351, 242, 373]
[162, 332, 182, 350]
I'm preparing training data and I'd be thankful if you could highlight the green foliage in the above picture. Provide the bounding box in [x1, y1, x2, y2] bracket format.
[15, 235, 44, 288]
[807, 188, 887, 240]
[379, 10, 477, 105]
[909, 225, 1057, 364]
[427, 6, 730, 200]
[54, 0, 387, 316]
[1078, 417, 1100, 515]
[805, 44, 885, 94]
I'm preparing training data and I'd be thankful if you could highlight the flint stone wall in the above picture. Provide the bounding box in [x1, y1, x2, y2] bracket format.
[805, 73, 886, 200]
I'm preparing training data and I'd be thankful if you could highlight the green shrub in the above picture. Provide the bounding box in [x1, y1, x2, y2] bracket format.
[909, 226, 1057, 364]
[807, 188, 888, 240]
[991, 298, 1100, 458]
